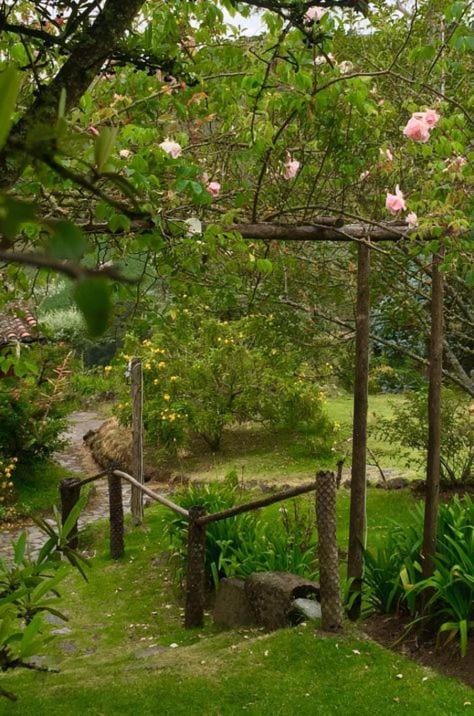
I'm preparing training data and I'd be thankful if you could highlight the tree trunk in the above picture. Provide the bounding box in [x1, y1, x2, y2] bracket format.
[421, 246, 444, 581]
[347, 241, 370, 620]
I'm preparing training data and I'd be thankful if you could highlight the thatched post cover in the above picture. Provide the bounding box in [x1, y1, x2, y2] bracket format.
[59, 477, 81, 549]
[108, 472, 125, 559]
[185, 505, 206, 629]
[316, 470, 343, 632]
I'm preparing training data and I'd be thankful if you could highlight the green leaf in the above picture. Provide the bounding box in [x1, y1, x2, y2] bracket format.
[0, 66, 21, 149]
[46, 221, 87, 260]
[94, 126, 118, 173]
[74, 278, 112, 336]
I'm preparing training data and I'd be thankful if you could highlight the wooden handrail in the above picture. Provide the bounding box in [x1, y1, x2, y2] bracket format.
[196, 480, 318, 526]
[112, 469, 189, 519]
[77, 470, 109, 487]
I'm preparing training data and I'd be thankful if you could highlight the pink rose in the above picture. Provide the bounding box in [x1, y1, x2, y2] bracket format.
[420, 109, 440, 127]
[159, 139, 182, 158]
[206, 181, 221, 198]
[403, 116, 430, 143]
[89, 126, 100, 137]
[406, 212, 418, 229]
[385, 185, 406, 215]
[304, 6, 326, 23]
[283, 155, 300, 180]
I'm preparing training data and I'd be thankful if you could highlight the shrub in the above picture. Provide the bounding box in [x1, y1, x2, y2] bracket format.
[364, 496, 474, 655]
[374, 389, 473, 485]
[112, 313, 337, 455]
[162, 478, 317, 588]
[0, 347, 69, 465]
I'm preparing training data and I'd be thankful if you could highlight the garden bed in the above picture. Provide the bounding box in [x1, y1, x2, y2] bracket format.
[364, 613, 474, 689]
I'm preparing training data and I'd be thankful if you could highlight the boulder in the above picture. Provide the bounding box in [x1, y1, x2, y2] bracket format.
[289, 597, 322, 624]
[245, 572, 320, 631]
[213, 578, 257, 628]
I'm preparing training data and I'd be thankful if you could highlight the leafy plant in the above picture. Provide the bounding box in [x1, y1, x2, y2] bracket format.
[373, 390, 473, 484]
[162, 478, 317, 588]
[364, 496, 474, 655]
[0, 495, 89, 700]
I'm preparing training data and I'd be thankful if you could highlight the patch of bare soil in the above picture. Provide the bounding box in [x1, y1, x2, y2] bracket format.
[363, 613, 474, 690]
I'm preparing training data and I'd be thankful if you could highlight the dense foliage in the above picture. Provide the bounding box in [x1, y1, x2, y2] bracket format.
[113, 311, 337, 453]
[163, 476, 317, 586]
[364, 495, 474, 655]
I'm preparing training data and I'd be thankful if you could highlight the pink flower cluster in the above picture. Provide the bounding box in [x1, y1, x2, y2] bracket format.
[403, 109, 440, 143]
[304, 6, 326, 23]
[283, 154, 300, 180]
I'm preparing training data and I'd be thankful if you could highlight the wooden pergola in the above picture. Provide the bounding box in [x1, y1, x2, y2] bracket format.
[231, 218, 444, 619]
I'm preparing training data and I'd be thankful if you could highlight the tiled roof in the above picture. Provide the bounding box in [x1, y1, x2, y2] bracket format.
[0, 304, 39, 348]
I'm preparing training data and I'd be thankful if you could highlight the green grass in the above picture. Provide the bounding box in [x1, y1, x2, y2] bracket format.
[7, 461, 72, 520]
[155, 393, 422, 485]
[2, 492, 472, 714]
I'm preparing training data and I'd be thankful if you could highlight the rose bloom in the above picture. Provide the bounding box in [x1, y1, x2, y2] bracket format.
[283, 155, 300, 180]
[206, 181, 221, 198]
[406, 212, 418, 229]
[159, 139, 182, 158]
[403, 115, 430, 143]
[420, 108, 440, 127]
[304, 6, 326, 23]
[385, 185, 406, 214]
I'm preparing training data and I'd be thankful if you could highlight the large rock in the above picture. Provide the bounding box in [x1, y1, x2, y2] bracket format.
[245, 572, 320, 631]
[213, 578, 257, 628]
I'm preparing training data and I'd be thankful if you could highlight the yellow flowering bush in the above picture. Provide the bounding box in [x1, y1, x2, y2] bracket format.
[112, 313, 337, 455]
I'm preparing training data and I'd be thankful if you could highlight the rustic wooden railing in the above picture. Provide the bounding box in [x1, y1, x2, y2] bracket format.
[59, 469, 341, 632]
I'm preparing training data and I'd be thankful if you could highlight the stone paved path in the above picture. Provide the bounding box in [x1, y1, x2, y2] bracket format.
[0, 411, 131, 558]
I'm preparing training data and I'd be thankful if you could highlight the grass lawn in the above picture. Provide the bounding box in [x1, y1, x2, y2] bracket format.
[2, 491, 472, 715]
[155, 393, 422, 485]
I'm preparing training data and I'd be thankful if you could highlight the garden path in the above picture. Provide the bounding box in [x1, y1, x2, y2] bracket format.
[0, 411, 131, 558]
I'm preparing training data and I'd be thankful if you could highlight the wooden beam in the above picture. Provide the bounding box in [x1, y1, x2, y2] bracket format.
[130, 357, 144, 525]
[232, 222, 409, 243]
[421, 245, 445, 580]
[347, 241, 371, 620]
[197, 481, 317, 526]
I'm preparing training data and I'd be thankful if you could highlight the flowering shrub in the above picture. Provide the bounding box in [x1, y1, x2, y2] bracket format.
[0, 457, 17, 522]
[112, 313, 337, 455]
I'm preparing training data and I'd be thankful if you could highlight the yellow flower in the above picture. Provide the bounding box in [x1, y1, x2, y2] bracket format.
[163, 393, 171, 401]
[158, 361, 166, 369]
[145, 362, 152, 370]
[170, 376, 178, 382]
[104, 366, 112, 373]
[153, 379, 159, 385]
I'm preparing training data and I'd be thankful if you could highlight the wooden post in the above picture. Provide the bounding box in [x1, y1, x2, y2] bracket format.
[316, 471, 343, 631]
[108, 472, 125, 559]
[421, 246, 444, 581]
[130, 357, 144, 525]
[185, 505, 207, 629]
[336, 459, 344, 489]
[347, 241, 370, 620]
[59, 477, 81, 549]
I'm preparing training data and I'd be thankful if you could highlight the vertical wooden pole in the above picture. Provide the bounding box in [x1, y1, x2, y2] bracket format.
[185, 506, 207, 629]
[108, 472, 125, 559]
[347, 241, 370, 620]
[59, 477, 81, 549]
[421, 246, 444, 581]
[130, 357, 144, 525]
[316, 471, 343, 631]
